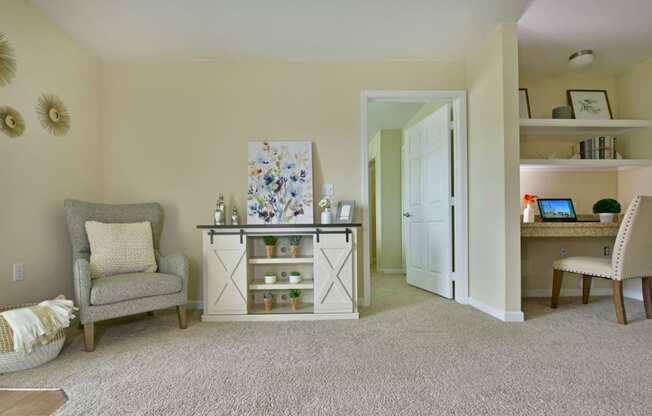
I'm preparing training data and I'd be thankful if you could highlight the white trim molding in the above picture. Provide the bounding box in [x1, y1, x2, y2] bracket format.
[522, 288, 613, 298]
[468, 297, 524, 322]
[361, 90, 469, 308]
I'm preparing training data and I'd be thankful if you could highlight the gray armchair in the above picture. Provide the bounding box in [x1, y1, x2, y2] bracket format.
[64, 199, 188, 352]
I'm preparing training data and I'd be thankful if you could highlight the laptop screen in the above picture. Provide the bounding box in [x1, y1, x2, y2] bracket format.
[537, 198, 577, 221]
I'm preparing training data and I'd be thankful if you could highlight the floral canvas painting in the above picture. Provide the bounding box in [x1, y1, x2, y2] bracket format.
[247, 141, 314, 224]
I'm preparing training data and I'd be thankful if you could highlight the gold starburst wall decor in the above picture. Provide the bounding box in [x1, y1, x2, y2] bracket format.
[0, 32, 17, 86]
[36, 93, 71, 136]
[0, 106, 25, 138]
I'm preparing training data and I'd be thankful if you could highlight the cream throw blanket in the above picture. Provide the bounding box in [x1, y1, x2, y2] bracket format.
[1, 296, 77, 353]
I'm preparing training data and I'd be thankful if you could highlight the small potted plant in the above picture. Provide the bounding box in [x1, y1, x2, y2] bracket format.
[289, 236, 302, 258]
[522, 193, 538, 223]
[288, 289, 301, 311]
[264, 271, 277, 284]
[593, 198, 621, 223]
[263, 236, 278, 258]
[263, 292, 274, 312]
[319, 197, 332, 224]
[289, 271, 302, 284]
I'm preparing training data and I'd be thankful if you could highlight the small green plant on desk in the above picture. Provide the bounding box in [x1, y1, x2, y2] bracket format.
[593, 198, 621, 223]
[288, 289, 301, 311]
[263, 236, 278, 258]
[263, 291, 274, 312]
[288, 236, 302, 257]
[289, 270, 302, 284]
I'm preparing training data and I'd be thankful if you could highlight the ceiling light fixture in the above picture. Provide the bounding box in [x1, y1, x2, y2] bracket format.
[568, 49, 594, 69]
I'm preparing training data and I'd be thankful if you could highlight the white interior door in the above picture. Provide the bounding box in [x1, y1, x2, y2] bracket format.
[403, 104, 453, 298]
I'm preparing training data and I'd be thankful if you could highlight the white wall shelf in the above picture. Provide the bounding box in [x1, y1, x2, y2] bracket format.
[248, 257, 313, 265]
[520, 118, 649, 136]
[520, 159, 652, 171]
[249, 279, 314, 290]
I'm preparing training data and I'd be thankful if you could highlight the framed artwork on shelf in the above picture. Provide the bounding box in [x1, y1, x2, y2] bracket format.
[567, 89, 613, 120]
[247, 141, 314, 224]
[519, 88, 531, 119]
[335, 200, 355, 224]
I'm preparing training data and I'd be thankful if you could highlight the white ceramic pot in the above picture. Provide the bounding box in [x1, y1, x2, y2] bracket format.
[598, 213, 615, 223]
[321, 210, 332, 224]
[264, 274, 277, 284]
[523, 204, 535, 224]
[289, 274, 302, 284]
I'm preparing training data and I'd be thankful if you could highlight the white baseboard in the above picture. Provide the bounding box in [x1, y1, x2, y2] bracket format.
[524, 288, 642, 300]
[378, 268, 405, 274]
[468, 297, 524, 322]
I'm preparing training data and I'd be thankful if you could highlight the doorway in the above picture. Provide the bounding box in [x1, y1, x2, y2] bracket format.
[360, 91, 468, 307]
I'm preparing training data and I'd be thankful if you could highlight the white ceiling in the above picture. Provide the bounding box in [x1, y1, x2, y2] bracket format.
[367, 103, 422, 141]
[518, 0, 652, 78]
[30, 0, 529, 61]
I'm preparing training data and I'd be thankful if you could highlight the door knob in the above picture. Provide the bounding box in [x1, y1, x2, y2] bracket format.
[403, 212, 411, 218]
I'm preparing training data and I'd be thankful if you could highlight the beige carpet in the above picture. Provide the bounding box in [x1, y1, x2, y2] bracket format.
[2, 273, 652, 415]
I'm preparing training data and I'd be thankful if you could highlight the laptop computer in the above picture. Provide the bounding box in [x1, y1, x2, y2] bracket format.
[537, 198, 599, 222]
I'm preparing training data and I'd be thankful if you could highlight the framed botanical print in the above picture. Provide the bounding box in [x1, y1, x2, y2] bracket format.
[519, 88, 531, 119]
[567, 89, 613, 120]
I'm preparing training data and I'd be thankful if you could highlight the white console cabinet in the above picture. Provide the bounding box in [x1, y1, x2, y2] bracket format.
[198, 224, 360, 321]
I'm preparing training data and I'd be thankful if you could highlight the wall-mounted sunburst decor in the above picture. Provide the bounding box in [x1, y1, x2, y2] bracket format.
[36, 93, 71, 136]
[0, 32, 17, 86]
[0, 106, 25, 138]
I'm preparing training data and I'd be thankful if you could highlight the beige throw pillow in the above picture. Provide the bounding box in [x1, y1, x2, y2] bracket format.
[85, 221, 158, 278]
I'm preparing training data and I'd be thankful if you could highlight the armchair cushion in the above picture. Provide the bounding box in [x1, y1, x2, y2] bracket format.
[553, 256, 613, 278]
[90, 273, 182, 306]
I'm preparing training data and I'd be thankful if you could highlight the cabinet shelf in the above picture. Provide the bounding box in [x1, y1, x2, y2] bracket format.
[249, 279, 314, 290]
[248, 257, 313, 265]
[250, 303, 314, 315]
[520, 118, 649, 136]
[520, 159, 652, 171]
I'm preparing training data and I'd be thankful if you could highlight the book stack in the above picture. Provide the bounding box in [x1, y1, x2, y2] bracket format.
[579, 136, 616, 159]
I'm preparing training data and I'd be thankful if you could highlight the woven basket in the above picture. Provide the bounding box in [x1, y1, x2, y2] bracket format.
[0, 303, 65, 374]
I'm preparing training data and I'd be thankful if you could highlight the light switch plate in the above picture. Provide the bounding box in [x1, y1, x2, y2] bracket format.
[13, 263, 24, 282]
[322, 183, 334, 197]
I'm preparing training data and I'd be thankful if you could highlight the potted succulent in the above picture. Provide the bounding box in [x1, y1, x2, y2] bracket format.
[289, 236, 302, 258]
[289, 271, 302, 284]
[593, 198, 621, 223]
[264, 271, 277, 284]
[263, 292, 274, 312]
[263, 236, 278, 258]
[288, 289, 301, 311]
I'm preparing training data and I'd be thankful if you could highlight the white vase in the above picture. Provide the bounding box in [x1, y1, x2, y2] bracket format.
[598, 213, 615, 223]
[523, 204, 535, 223]
[321, 210, 332, 224]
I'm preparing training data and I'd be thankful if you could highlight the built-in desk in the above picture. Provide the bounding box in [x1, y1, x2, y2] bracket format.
[521, 221, 620, 238]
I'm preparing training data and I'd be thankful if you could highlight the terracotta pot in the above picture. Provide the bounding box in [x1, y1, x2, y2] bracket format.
[290, 298, 300, 312]
[263, 298, 273, 312]
[290, 245, 300, 258]
[265, 245, 275, 258]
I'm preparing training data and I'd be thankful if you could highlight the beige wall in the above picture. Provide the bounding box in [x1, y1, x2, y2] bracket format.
[466, 24, 521, 315]
[0, 1, 102, 305]
[616, 57, 652, 299]
[100, 61, 466, 302]
[368, 130, 402, 272]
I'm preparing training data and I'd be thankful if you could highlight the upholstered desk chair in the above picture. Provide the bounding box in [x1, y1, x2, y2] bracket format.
[64, 199, 188, 351]
[551, 195, 652, 324]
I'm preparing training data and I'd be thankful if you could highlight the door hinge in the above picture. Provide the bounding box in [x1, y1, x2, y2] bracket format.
[448, 121, 455, 131]
[449, 196, 456, 206]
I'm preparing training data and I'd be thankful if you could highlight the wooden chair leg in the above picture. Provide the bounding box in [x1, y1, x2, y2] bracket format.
[612, 280, 627, 325]
[177, 305, 188, 329]
[642, 277, 652, 319]
[83, 323, 95, 352]
[551, 269, 563, 308]
[582, 275, 592, 304]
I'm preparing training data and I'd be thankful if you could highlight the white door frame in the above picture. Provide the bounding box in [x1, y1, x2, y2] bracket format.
[360, 90, 469, 306]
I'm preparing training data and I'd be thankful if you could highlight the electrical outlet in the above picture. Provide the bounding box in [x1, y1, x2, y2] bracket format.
[560, 248, 568, 258]
[13, 263, 24, 282]
[603, 246, 611, 256]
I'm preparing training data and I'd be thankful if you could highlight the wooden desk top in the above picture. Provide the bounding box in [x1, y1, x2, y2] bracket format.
[521, 221, 620, 238]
